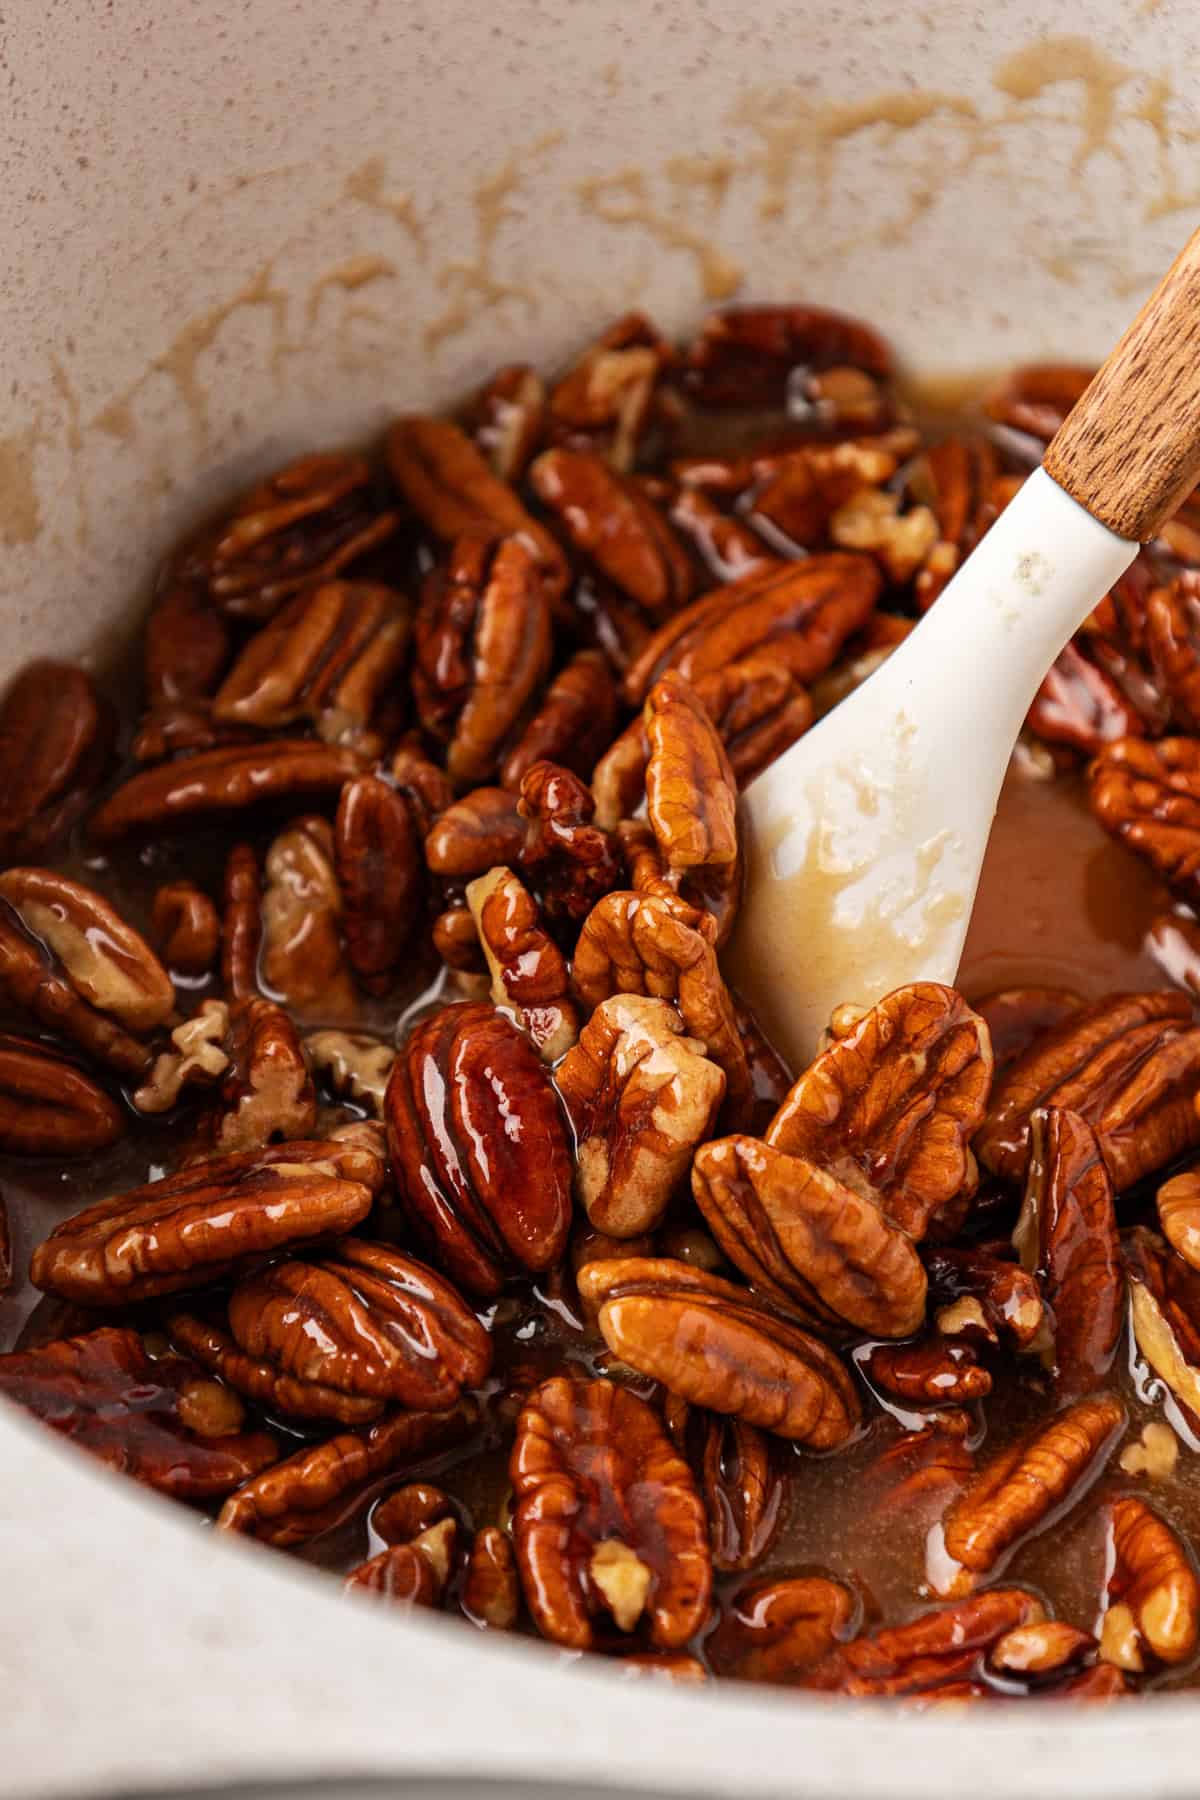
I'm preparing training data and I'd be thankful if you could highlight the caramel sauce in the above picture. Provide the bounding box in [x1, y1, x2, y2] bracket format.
[0, 425, 43, 548]
[960, 767, 1166, 999]
[576, 171, 744, 303]
[305, 257, 399, 328]
[2, 364, 1198, 1693]
[342, 158, 428, 254]
[991, 38, 1131, 173]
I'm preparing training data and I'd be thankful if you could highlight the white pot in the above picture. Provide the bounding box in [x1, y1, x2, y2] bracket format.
[2, 1, 1196, 1792]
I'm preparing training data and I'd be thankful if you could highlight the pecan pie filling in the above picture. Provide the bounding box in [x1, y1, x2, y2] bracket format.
[4, 309, 1200, 1699]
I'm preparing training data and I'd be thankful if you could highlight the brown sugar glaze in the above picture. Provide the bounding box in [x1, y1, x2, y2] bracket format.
[5, 716, 1185, 1678]
[2, 350, 1200, 1692]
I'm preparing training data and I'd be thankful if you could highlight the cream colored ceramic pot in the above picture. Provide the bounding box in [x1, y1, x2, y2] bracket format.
[3, 1, 1199, 1793]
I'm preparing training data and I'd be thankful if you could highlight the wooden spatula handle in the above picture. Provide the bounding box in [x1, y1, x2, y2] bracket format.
[1044, 224, 1200, 542]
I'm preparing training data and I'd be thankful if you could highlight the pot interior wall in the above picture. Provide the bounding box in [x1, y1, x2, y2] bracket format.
[6, 6, 1200, 1795]
[3, 0, 1199, 669]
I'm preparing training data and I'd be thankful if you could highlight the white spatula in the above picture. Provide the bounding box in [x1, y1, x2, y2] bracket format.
[725, 225, 1200, 1069]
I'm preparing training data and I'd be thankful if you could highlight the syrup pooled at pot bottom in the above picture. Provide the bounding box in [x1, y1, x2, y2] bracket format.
[6, 308, 1200, 1697]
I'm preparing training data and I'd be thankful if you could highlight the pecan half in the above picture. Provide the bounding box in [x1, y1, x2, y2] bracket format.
[462, 1526, 521, 1630]
[692, 1135, 926, 1337]
[975, 990, 1200, 1190]
[0, 1327, 277, 1499]
[143, 579, 231, 714]
[165, 1309, 382, 1425]
[708, 1576, 856, 1683]
[384, 1000, 572, 1295]
[371, 1482, 453, 1544]
[333, 775, 425, 994]
[511, 1375, 712, 1650]
[151, 880, 220, 978]
[938, 1395, 1124, 1585]
[0, 870, 175, 1078]
[130, 700, 253, 767]
[530, 448, 693, 616]
[622, 553, 881, 704]
[1125, 1226, 1200, 1425]
[984, 363, 1094, 444]
[463, 363, 545, 481]
[0, 868, 174, 1033]
[260, 816, 356, 1020]
[212, 580, 409, 746]
[1055, 1664, 1132, 1700]
[386, 416, 567, 595]
[176, 451, 398, 620]
[667, 486, 778, 586]
[557, 995, 725, 1235]
[217, 1399, 479, 1545]
[432, 903, 485, 971]
[89, 740, 367, 841]
[571, 1222, 658, 1320]
[500, 649, 618, 792]
[391, 737, 456, 823]
[924, 1245, 1046, 1351]
[517, 760, 623, 926]
[0, 660, 114, 861]
[221, 843, 262, 999]
[226, 1238, 491, 1409]
[804, 1590, 1044, 1697]
[664, 1396, 783, 1574]
[575, 577, 653, 674]
[904, 435, 1009, 612]
[547, 312, 669, 469]
[414, 532, 554, 787]
[345, 1517, 457, 1608]
[765, 983, 992, 1242]
[1089, 738, 1200, 903]
[571, 891, 751, 1124]
[693, 659, 812, 790]
[1029, 641, 1146, 755]
[644, 671, 740, 943]
[579, 1256, 860, 1445]
[466, 866, 578, 1061]
[1013, 1108, 1123, 1397]
[1101, 1496, 1199, 1669]
[188, 995, 317, 1157]
[326, 1117, 389, 1164]
[425, 786, 526, 879]
[0, 1033, 124, 1155]
[988, 1620, 1095, 1679]
[30, 1138, 380, 1304]
[1145, 574, 1200, 732]
[1158, 1168, 1200, 1270]
[1060, 563, 1171, 748]
[862, 1338, 991, 1404]
[682, 304, 893, 409]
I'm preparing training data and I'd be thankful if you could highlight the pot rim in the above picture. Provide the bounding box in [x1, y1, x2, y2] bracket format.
[0, 1388, 1187, 1800]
